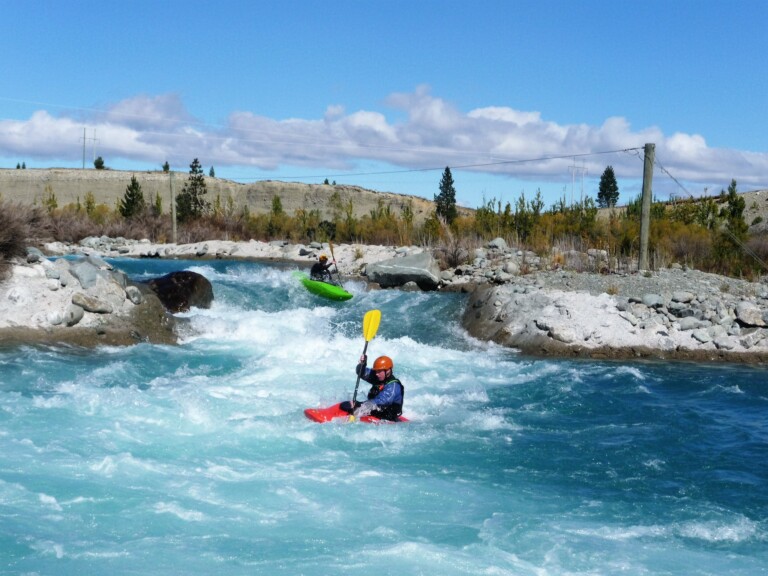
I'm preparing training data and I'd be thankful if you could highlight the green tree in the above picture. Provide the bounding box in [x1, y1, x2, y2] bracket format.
[597, 165, 619, 208]
[719, 179, 748, 238]
[43, 185, 57, 213]
[267, 195, 286, 237]
[176, 158, 210, 222]
[152, 192, 163, 216]
[162, 161, 170, 173]
[712, 179, 750, 274]
[119, 175, 146, 219]
[209, 166, 215, 178]
[435, 166, 458, 224]
[94, 156, 105, 170]
[84, 191, 96, 216]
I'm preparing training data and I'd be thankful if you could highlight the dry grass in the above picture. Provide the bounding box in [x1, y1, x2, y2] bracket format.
[0, 201, 50, 280]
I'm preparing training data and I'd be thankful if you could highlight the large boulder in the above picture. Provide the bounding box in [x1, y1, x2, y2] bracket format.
[145, 271, 214, 312]
[365, 252, 441, 291]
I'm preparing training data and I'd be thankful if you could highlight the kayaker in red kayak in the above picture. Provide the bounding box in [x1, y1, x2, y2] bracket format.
[340, 355, 404, 421]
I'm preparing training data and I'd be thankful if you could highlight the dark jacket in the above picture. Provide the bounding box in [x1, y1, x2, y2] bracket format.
[310, 261, 334, 282]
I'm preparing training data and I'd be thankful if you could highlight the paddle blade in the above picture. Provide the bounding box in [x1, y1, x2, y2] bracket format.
[362, 309, 381, 342]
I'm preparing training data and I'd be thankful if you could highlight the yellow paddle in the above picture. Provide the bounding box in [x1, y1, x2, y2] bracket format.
[349, 309, 381, 421]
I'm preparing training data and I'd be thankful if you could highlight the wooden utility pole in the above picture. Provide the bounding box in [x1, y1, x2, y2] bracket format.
[638, 143, 655, 271]
[170, 171, 177, 244]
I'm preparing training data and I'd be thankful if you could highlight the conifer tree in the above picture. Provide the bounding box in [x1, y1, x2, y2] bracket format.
[435, 166, 458, 224]
[597, 166, 619, 207]
[176, 158, 209, 222]
[119, 175, 146, 219]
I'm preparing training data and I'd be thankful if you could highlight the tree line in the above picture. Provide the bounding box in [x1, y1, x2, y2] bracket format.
[16, 159, 768, 280]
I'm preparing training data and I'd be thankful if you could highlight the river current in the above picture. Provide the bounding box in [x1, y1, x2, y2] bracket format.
[1, 258, 766, 575]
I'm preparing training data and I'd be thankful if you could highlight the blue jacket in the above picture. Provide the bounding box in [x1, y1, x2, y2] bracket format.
[356, 363, 404, 419]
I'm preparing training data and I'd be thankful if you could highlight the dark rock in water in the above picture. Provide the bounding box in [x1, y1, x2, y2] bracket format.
[145, 271, 213, 312]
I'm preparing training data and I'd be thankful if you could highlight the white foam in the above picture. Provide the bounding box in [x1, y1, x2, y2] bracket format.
[154, 501, 206, 522]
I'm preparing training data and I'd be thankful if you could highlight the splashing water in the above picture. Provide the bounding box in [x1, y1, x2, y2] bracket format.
[1, 259, 766, 575]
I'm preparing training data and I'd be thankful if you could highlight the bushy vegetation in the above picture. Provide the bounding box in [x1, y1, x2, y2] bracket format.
[2, 165, 766, 282]
[0, 202, 50, 280]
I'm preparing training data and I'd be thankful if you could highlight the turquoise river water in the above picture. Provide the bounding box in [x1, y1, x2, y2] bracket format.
[1, 258, 766, 575]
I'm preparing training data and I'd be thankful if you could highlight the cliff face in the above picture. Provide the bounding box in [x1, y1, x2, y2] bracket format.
[0, 168, 447, 224]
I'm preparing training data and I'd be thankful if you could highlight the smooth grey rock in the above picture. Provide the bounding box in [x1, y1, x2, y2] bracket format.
[365, 252, 440, 290]
[740, 330, 766, 349]
[64, 304, 85, 326]
[642, 294, 665, 308]
[26, 247, 44, 263]
[714, 336, 737, 350]
[678, 317, 707, 331]
[68, 258, 100, 288]
[125, 285, 144, 305]
[488, 237, 508, 251]
[735, 301, 766, 327]
[672, 291, 695, 303]
[72, 292, 113, 314]
[502, 261, 519, 275]
[692, 329, 712, 343]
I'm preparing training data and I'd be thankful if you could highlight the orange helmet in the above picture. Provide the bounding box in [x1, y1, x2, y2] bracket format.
[319, 254, 328, 262]
[373, 356, 393, 371]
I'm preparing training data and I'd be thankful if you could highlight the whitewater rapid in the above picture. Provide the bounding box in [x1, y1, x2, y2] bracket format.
[1, 259, 766, 575]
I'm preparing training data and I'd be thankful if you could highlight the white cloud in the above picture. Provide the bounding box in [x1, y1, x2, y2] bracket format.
[1, 89, 766, 192]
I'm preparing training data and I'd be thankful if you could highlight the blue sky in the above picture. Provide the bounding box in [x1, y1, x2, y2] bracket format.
[2, 0, 766, 209]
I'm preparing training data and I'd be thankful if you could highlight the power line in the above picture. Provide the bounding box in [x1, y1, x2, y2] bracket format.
[235, 147, 643, 183]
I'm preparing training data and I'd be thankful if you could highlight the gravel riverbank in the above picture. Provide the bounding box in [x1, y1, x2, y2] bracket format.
[3, 237, 767, 364]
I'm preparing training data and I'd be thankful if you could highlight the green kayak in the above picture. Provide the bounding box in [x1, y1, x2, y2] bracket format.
[295, 272, 353, 301]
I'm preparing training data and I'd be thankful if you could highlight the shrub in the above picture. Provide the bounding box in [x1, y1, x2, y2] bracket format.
[0, 202, 49, 280]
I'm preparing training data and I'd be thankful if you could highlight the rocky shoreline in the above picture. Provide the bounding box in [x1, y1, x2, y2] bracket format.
[462, 269, 768, 364]
[2, 236, 767, 364]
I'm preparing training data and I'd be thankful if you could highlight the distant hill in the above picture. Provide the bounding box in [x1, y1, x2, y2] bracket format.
[0, 168, 464, 225]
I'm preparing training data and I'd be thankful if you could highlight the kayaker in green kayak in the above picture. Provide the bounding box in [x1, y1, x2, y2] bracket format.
[310, 254, 337, 283]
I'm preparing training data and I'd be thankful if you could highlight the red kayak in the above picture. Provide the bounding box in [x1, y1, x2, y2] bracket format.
[304, 403, 409, 424]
